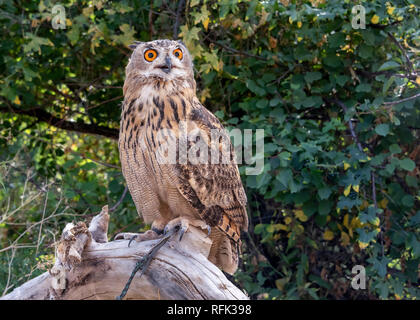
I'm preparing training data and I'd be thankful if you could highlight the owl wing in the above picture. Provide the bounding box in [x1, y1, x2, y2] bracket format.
[174, 99, 248, 237]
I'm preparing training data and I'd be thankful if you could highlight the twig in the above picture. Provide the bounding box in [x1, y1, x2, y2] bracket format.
[173, 0, 185, 39]
[86, 95, 124, 110]
[0, 101, 119, 140]
[36, 185, 49, 255]
[109, 186, 128, 212]
[116, 229, 178, 300]
[2, 247, 16, 296]
[209, 39, 268, 61]
[383, 92, 420, 106]
[331, 99, 364, 153]
[386, 31, 414, 74]
[80, 154, 121, 169]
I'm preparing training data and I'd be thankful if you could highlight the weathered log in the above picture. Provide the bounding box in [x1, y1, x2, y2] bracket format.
[1, 206, 249, 300]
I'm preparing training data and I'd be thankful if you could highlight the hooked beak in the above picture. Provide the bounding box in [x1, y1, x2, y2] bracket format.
[159, 55, 172, 74]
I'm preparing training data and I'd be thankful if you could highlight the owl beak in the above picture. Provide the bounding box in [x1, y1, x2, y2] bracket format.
[159, 55, 172, 74]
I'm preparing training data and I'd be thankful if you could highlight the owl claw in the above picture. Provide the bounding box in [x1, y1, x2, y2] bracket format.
[178, 225, 188, 242]
[163, 218, 209, 242]
[128, 235, 137, 247]
[163, 224, 180, 237]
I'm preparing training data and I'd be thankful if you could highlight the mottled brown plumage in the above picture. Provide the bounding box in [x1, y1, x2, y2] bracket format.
[118, 39, 248, 274]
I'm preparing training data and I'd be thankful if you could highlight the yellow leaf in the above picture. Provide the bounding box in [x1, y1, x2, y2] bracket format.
[372, 217, 380, 226]
[278, 224, 288, 231]
[295, 224, 304, 234]
[371, 15, 380, 24]
[297, 21, 302, 28]
[275, 278, 290, 291]
[294, 210, 308, 222]
[387, 7, 395, 15]
[343, 214, 349, 229]
[13, 96, 21, 105]
[66, 18, 72, 26]
[352, 185, 359, 193]
[323, 230, 334, 241]
[297, 36, 303, 42]
[379, 198, 388, 209]
[285, 217, 292, 225]
[358, 241, 369, 249]
[344, 184, 352, 197]
[289, 16, 293, 24]
[397, 16, 403, 21]
[203, 17, 210, 31]
[341, 232, 350, 246]
[343, 162, 350, 170]
[416, 77, 420, 86]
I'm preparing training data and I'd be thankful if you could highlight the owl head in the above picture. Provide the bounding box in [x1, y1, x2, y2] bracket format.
[126, 39, 194, 83]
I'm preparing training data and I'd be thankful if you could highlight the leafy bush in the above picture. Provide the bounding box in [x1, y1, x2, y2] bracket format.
[0, 0, 419, 299]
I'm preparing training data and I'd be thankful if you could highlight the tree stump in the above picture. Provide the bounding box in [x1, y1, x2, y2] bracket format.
[1, 206, 249, 300]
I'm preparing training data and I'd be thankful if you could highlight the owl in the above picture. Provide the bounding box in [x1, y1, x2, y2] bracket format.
[116, 39, 248, 274]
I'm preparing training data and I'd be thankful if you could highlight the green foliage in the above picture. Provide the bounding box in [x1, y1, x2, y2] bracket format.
[0, 0, 419, 299]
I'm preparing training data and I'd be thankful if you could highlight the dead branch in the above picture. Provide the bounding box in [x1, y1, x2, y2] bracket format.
[1, 206, 249, 300]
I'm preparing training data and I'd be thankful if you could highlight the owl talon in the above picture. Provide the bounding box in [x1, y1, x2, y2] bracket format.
[206, 225, 211, 237]
[163, 224, 180, 237]
[178, 226, 188, 242]
[128, 235, 137, 247]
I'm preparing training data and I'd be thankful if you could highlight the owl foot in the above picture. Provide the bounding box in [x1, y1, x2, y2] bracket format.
[116, 229, 176, 300]
[114, 230, 160, 247]
[163, 217, 210, 242]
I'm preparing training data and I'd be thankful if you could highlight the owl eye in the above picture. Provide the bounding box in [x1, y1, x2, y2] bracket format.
[144, 49, 158, 62]
[173, 48, 183, 60]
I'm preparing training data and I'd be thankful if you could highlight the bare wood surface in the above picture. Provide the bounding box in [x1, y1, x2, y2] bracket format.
[1, 206, 249, 300]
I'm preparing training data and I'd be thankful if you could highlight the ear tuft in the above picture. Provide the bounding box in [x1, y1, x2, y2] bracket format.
[176, 39, 186, 47]
[128, 41, 143, 50]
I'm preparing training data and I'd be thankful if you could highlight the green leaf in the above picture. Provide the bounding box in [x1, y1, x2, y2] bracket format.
[24, 33, 54, 54]
[399, 158, 415, 171]
[318, 187, 331, 200]
[389, 144, 401, 154]
[254, 224, 266, 235]
[304, 72, 322, 84]
[382, 76, 395, 95]
[355, 83, 372, 93]
[246, 79, 266, 96]
[378, 61, 400, 71]
[318, 200, 332, 215]
[375, 124, 389, 136]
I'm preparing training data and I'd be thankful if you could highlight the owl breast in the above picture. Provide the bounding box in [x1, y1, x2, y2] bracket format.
[119, 84, 199, 223]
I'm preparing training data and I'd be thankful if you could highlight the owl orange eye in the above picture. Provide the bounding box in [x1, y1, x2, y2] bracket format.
[144, 49, 158, 62]
[173, 48, 183, 60]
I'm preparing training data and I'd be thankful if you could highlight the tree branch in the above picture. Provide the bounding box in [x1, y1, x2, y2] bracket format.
[173, 0, 185, 39]
[328, 98, 364, 153]
[386, 31, 414, 74]
[208, 39, 268, 61]
[0, 104, 119, 140]
[383, 92, 420, 106]
[1, 206, 249, 300]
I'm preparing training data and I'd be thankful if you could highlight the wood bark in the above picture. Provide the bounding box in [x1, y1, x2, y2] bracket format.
[1, 206, 249, 300]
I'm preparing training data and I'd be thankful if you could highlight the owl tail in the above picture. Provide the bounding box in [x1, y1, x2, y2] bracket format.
[208, 227, 239, 275]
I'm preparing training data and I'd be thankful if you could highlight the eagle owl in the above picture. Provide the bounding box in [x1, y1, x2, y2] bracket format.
[117, 39, 248, 274]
